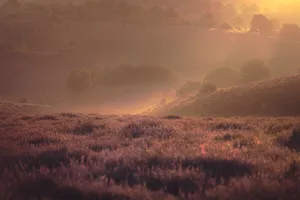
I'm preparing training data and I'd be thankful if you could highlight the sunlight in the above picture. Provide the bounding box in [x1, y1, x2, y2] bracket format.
[130, 91, 177, 115]
[260, 0, 300, 11]
[1, 0, 300, 198]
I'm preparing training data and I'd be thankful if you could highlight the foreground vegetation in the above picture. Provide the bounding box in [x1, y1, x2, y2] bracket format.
[1, 110, 300, 199]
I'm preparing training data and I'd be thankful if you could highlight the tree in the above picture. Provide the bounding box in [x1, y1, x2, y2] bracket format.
[279, 24, 300, 41]
[67, 69, 93, 97]
[199, 13, 217, 28]
[240, 59, 271, 84]
[249, 14, 274, 35]
[204, 67, 239, 88]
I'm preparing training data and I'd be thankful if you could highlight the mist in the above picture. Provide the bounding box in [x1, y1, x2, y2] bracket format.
[2, 1, 300, 199]
[0, 0, 299, 115]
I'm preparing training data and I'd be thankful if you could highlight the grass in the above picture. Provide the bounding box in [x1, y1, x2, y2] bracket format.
[151, 75, 300, 117]
[1, 110, 300, 199]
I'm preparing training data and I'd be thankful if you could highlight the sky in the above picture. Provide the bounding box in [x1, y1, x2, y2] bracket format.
[255, 0, 299, 12]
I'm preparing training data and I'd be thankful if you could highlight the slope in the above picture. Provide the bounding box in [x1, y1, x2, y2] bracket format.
[150, 75, 300, 117]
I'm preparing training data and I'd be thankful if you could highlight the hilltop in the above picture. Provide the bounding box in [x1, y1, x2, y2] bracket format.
[149, 75, 300, 117]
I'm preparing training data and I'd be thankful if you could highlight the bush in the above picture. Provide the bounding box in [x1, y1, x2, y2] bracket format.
[176, 81, 203, 98]
[240, 59, 271, 84]
[199, 83, 217, 95]
[204, 67, 239, 88]
[19, 97, 28, 104]
[66, 69, 93, 97]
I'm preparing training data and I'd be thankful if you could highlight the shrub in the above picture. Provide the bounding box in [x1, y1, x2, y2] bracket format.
[66, 69, 93, 97]
[73, 121, 97, 135]
[204, 67, 239, 88]
[38, 115, 58, 121]
[240, 59, 271, 84]
[285, 126, 300, 151]
[19, 97, 28, 103]
[121, 120, 175, 139]
[176, 81, 203, 98]
[162, 115, 182, 120]
[199, 83, 217, 95]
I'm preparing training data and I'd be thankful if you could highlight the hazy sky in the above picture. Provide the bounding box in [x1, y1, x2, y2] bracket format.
[250, 0, 300, 11]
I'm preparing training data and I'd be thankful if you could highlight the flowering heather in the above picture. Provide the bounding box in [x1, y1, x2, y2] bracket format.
[0, 111, 300, 200]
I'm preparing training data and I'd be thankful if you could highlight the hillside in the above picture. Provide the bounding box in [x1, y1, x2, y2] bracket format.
[149, 75, 300, 117]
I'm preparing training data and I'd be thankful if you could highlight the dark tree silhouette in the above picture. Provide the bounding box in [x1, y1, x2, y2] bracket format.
[204, 67, 239, 88]
[249, 14, 273, 35]
[199, 13, 217, 28]
[240, 59, 271, 84]
[67, 69, 93, 97]
[280, 24, 300, 41]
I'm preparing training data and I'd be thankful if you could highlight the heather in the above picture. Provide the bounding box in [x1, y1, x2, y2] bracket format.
[1, 111, 300, 200]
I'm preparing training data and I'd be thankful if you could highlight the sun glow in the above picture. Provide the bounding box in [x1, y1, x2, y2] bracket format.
[259, 0, 300, 12]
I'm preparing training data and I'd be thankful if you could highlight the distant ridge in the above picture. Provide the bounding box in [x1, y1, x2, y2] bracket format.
[0, 100, 51, 114]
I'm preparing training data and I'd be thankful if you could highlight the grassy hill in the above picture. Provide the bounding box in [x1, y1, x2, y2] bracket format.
[149, 75, 300, 117]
